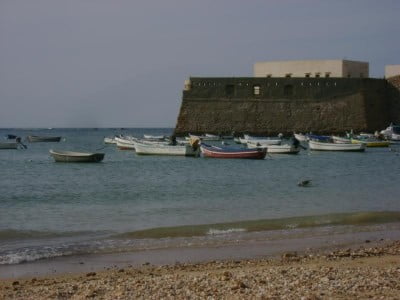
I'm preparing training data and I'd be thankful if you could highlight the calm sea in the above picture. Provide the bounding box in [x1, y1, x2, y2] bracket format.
[0, 128, 400, 265]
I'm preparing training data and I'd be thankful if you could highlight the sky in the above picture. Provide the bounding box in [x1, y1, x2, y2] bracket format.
[1, 0, 399, 128]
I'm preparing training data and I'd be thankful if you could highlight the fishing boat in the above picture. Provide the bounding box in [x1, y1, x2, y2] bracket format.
[331, 136, 351, 144]
[104, 137, 117, 144]
[380, 124, 400, 141]
[134, 141, 200, 156]
[350, 139, 390, 147]
[5, 134, 18, 140]
[239, 137, 281, 145]
[115, 136, 136, 150]
[0, 142, 19, 149]
[293, 133, 308, 142]
[247, 142, 300, 154]
[143, 134, 166, 140]
[27, 135, 61, 142]
[49, 150, 105, 162]
[309, 140, 365, 151]
[200, 143, 267, 159]
[307, 134, 331, 142]
[187, 134, 221, 141]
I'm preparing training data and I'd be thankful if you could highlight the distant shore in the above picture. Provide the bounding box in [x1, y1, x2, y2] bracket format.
[1, 239, 399, 299]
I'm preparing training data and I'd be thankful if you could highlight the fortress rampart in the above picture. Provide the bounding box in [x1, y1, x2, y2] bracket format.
[174, 76, 400, 136]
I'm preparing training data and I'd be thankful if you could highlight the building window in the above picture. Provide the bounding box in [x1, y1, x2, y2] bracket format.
[360, 73, 364, 78]
[253, 85, 261, 95]
[285, 73, 292, 78]
[325, 72, 331, 78]
[305, 73, 311, 78]
[315, 73, 320, 78]
[225, 84, 235, 97]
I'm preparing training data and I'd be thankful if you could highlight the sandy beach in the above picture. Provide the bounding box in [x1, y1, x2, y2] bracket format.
[1, 239, 399, 299]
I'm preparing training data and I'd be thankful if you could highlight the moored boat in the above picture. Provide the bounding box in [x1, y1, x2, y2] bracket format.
[332, 136, 351, 144]
[134, 141, 200, 156]
[143, 134, 166, 140]
[187, 134, 221, 141]
[104, 137, 117, 144]
[49, 150, 105, 162]
[27, 135, 61, 142]
[293, 133, 308, 142]
[247, 142, 300, 154]
[380, 124, 400, 141]
[115, 136, 136, 150]
[309, 140, 365, 151]
[350, 139, 390, 147]
[239, 137, 281, 145]
[0, 142, 19, 149]
[200, 143, 267, 159]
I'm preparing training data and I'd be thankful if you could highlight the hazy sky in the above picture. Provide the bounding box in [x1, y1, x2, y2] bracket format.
[1, 0, 399, 128]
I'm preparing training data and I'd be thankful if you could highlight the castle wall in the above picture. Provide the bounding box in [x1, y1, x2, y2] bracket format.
[174, 77, 394, 136]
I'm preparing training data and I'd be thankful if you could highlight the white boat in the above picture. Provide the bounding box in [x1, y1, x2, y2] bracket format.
[309, 140, 365, 151]
[104, 137, 117, 144]
[143, 134, 166, 140]
[115, 136, 136, 150]
[380, 124, 400, 141]
[187, 134, 221, 141]
[49, 150, 104, 162]
[293, 133, 308, 142]
[134, 142, 200, 156]
[239, 137, 281, 145]
[0, 142, 18, 149]
[247, 142, 300, 154]
[331, 136, 351, 144]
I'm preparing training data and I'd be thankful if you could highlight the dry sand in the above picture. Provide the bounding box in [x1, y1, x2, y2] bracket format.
[1, 240, 399, 299]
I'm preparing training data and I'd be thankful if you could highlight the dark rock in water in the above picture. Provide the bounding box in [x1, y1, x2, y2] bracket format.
[298, 180, 311, 187]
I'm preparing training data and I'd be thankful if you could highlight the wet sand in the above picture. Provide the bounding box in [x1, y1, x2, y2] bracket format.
[1, 228, 400, 299]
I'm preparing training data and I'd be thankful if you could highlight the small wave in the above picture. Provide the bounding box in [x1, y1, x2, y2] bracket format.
[207, 228, 246, 235]
[0, 229, 109, 241]
[113, 211, 400, 239]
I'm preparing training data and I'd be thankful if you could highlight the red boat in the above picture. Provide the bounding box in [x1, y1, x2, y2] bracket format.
[200, 144, 266, 159]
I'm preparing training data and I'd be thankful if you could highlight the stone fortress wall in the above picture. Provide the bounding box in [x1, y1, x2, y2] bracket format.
[174, 60, 400, 136]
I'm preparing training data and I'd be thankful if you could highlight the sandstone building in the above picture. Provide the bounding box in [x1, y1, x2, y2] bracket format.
[254, 59, 369, 78]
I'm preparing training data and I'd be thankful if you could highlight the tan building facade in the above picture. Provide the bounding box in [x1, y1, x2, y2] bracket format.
[385, 65, 400, 78]
[254, 59, 369, 78]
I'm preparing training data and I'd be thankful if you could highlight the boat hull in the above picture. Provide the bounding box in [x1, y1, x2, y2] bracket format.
[135, 143, 199, 156]
[309, 140, 365, 151]
[27, 136, 61, 142]
[50, 150, 104, 162]
[201, 144, 267, 159]
[351, 139, 390, 147]
[0, 142, 18, 149]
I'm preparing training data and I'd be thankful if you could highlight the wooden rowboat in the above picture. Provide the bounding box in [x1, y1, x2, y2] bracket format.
[27, 135, 61, 142]
[49, 150, 105, 162]
[247, 142, 300, 154]
[309, 140, 365, 152]
[201, 144, 267, 159]
[0, 142, 19, 149]
[134, 142, 200, 156]
[351, 139, 390, 147]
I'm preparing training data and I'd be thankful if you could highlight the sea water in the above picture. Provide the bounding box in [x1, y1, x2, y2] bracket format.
[0, 128, 399, 265]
